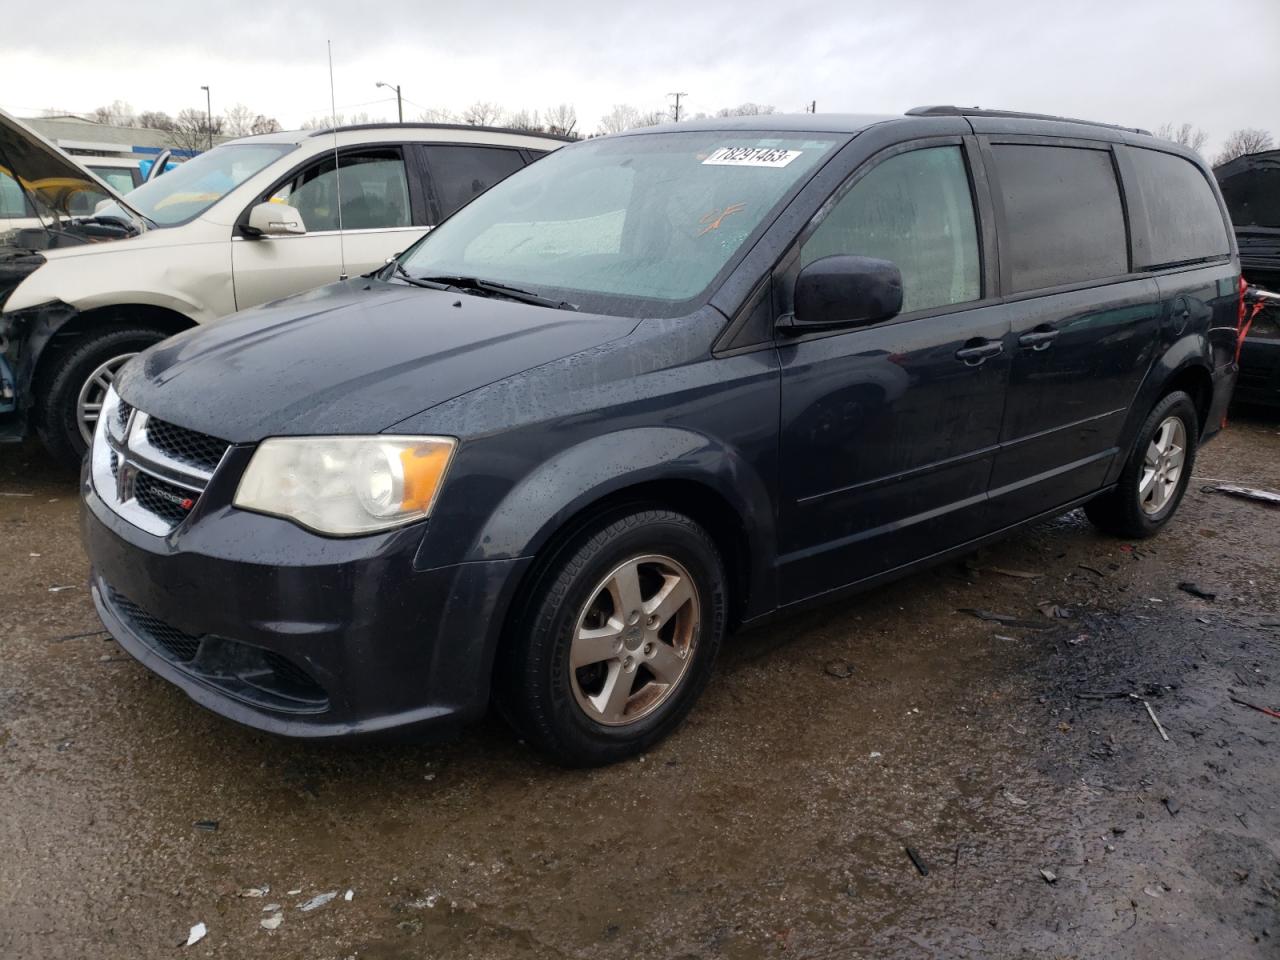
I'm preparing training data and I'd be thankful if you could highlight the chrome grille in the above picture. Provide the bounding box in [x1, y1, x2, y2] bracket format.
[91, 388, 230, 536]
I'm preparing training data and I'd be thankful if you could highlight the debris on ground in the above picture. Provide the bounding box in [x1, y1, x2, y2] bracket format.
[1203, 483, 1280, 506]
[904, 845, 929, 877]
[343, 889, 354, 901]
[260, 913, 283, 931]
[1001, 789, 1029, 807]
[1163, 797, 1181, 816]
[47, 585, 77, 593]
[183, 923, 207, 947]
[297, 891, 337, 912]
[957, 609, 1050, 630]
[1177, 582, 1217, 601]
[1077, 564, 1107, 577]
[1228, 695, 1280, 720]
[238, 887, 269, 898]
[823, 660, 854, 679]
[1036, 601, 1071, 619]
[1130, 694, 1170, 742]
[192, 820, 218, 832]
[262, 903, 280, 912]
[1039, 868, 1058, 884]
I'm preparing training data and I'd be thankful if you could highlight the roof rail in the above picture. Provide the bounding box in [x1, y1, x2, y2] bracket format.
[905, 105, 1150, 136]
[305, 121, 576, 143]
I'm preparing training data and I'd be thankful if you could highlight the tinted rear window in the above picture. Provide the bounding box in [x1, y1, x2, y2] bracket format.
[992, 144, 1128, 293]
[1128, 147, 1231, 268]
[423, 145, 526, 222]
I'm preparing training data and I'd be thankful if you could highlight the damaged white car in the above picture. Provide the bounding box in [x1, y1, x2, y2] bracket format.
[0, 108, 564, 464]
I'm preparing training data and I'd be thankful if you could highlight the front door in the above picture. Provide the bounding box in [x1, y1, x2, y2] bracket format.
[231, 146, 425, 310]
[777, 142, 1010, 603]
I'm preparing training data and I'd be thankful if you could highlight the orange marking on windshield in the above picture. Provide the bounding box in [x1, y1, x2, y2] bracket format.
[697, 202, 746, 236]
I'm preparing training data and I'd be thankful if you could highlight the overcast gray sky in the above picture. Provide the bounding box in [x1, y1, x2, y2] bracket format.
[3, 0, 1277, 153]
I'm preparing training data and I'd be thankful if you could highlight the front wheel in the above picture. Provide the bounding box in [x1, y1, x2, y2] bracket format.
[35, 324, 168, 468]
[498, 509, 727, 767]
[1084, 390, 1199, 539]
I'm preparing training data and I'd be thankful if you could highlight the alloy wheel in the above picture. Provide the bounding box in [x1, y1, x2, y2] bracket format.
[1139, 415, 1186, 515]
[569, 553, 701, 726]
[76, 353, 136, 445]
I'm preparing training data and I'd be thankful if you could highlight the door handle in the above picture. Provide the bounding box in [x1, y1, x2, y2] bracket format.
[1018, 327, 1060, 351]
[955, 340, 1004, 366]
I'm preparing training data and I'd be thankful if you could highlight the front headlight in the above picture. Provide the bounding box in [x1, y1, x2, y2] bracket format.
[233, 436, 457, 536]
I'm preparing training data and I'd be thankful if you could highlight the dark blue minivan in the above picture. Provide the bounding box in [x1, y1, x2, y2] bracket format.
[83, 107, 1242, 765]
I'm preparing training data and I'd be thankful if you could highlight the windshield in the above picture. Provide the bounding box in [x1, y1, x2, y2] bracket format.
[117, 142, 296, 226]
[398, 131, 840, 316]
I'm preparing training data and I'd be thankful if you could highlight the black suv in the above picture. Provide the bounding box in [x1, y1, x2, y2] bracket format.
[83, 107, 1241, 765]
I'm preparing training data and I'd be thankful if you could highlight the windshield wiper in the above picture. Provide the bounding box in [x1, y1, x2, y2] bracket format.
[391, 261, 452, 289]
[416, 274, 579, 311]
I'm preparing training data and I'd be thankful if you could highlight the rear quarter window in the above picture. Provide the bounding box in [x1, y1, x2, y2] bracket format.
[991, 144, 1129, 293]
[1128, 147, 1231, 269]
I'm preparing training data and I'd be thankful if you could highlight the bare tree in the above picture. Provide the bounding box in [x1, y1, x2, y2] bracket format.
[1155, 122, 1208, 154]
[137, 111, 174, 131]
[715, 103, 777, 118]
[506, 109, 543, 131]
[91, 100, 136, 126]
[598, 104, 642, 135]
[418, 107, 458, 123]
[222, 103, 255, 138]
[637, 109, 666, 127]
[1215, 128, 1275, 166]
[462, 102, 505, 126]
[169, 108, 224, 153]
[301, 111, 373, 131]
[250, 115, 282, 135]
[544, 103, 577, 137]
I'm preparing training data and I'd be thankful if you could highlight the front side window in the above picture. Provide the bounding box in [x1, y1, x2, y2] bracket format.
[399, 131, 840, 316]
[1129, 147, 1231, 268]
[991, 144, 1128, 293]
[271, 149, 411, 231]
[119, 142, 296, 226]
[802, 146, 980, 313]
[424, 145, 525, 222]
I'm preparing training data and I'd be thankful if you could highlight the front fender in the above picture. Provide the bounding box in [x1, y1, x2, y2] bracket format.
[452, 426, 778, 616]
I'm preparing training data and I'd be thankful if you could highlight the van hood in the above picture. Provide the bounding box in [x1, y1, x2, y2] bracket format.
[114, 279, 639, 443]
[0, 108, 144, 252]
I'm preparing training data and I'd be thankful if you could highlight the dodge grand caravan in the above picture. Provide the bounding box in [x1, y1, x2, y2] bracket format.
[0, 109, 564, 465]
[83, 108, 1242, 766]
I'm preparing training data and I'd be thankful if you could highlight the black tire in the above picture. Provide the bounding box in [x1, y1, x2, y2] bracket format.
[35, 324, 168, 469]
[498, 509, 727, 767]
[1084, 390, 1199, 539]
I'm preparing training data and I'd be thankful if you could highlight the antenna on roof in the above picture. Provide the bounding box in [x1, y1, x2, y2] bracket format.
[327, 40, 348, 281]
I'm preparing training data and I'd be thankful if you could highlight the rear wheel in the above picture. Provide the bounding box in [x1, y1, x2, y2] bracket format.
[35, 324, 168, 468]
[498, 509, 726, 766]
[1084, 390, 1199, 539]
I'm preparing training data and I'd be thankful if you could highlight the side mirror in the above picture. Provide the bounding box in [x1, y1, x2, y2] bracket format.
[242, 201, 307, 238]
[785, 255, 903, 331]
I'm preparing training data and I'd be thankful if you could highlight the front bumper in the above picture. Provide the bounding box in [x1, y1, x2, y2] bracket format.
[1235, 336, 1280, 407]
[82, 469, 531, 739]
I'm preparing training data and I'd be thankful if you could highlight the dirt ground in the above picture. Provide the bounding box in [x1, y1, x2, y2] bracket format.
[1, 413, 1278, 960]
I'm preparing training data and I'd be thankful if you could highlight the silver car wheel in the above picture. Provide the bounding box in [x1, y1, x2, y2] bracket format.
[1139, 415, 1186, 515]
[75, 353, 136, 444]
[569, 553, 701, 727]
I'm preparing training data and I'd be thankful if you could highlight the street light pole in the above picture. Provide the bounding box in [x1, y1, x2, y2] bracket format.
[376, 82, 403, 123]
[200, 85, 212, 150]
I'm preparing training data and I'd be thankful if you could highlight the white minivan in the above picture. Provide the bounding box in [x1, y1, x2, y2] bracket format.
[0, 110, 565, 464]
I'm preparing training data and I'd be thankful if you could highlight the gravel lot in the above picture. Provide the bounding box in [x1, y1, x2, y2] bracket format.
[2, 412, 1278, 959]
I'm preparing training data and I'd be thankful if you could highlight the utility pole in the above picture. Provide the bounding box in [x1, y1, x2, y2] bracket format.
[668, 91, 687, 122]
[376, 81, 403, 123]
[809, 100, 817, 114]
[200, 85, 212, 149]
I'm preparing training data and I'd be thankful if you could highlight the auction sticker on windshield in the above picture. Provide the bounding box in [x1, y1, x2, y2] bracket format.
[702, 146, 802, 167]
